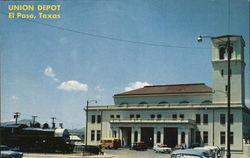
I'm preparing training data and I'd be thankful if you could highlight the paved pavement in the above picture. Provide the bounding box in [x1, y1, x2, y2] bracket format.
[23, 144, 250, 158]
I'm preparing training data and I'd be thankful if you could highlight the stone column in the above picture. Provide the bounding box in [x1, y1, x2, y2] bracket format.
[138, 127, 141, 142]
[160, 128, 164, 144]
[154, 127, 157, 145]
[178, 128, 182, 145]
[131, 127, 135, 144]
[185, 129, 190, 148]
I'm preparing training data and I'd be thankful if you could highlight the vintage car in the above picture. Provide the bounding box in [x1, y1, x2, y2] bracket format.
[202, 146, 224, 158]
[153, 144, 172, 153]
[194, 147, 216, 158]
[130, 142, 147, 151]
[171, 149, 210, 158]
[0, 145, 23, 158]
[82, 145, 102, 155]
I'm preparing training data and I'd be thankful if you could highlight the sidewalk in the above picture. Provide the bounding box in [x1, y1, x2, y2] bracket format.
[24, 153, 114, 158]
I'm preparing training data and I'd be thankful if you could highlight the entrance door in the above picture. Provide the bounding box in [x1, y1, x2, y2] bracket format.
[121, 127, 131, 147]
[164, 127, 178, 148]
[141, 127, 154, 147]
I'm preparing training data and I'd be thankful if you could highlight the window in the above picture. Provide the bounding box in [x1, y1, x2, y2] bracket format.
[201, 100, 212, 104]
[203, 114, 208, 124]
[120, 102, 128, 105]
[130, 114, 134, 119]
[116, 115, 120, 119]
[172, 114, 177, 120]
[181, 132, 185, 144]
[221, 69, 224, 76]
[230, 114, 234, 124]
[97, 115, 101, 123]
[179, 101, 189, 105]
[179, 114, 184, 119]
[203, 131, 208, 144]
[195, 131, 201, 143]
[225, 85, 228, 92]
[158, 101, 169, 106]
[220, 114, 226, 124]
[91, 130, 95, 141]
[196, 114, 201, 124]
[230, 132, 234, 144]
[91, 115, 95, 123]
[220, 132, 225, 144]
[97, 130, 101, 141]
[157, 131, 161, 143]
[136, 114, 140, 118]
[110, 115, 114, 119]
[157, 114, 162, 119]
[134, 131, 138, 142]
[113, 131, 117, 138]
[150, 114, 155, 119]
[139, 102, 148, 106]
[219, 47, 226, 60]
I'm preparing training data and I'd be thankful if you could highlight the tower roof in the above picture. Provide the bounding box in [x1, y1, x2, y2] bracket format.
[114, 83, 212, 96]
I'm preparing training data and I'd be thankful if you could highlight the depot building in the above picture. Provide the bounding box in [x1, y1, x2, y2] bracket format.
[86, 35, 250, 151]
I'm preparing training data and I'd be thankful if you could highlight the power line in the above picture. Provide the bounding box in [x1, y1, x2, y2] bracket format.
[0, 11, 209, 49]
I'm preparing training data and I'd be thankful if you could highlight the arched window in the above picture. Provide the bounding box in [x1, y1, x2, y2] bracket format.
[179, 101, 189, 105]
[158, 101, 169, 106]
[181, 132, 185, 144]
[201, 100, 212, 104]
[120, 102, 128, 106]
[139, 102, 148, 106]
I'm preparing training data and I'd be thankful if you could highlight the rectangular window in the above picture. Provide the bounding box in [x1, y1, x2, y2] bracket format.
[203, 114, 208, 124]
[150, 114, 155, 119]
[130, 114, 134, 119]
[110, 115, 114, 119]
[203, 131, 208, 144]
[96, 130, 101, 141]
[91, 115, 95, 123]
[97, 115, 101, 123]
[220, 114, 226, 124]
[230, 132, 234, 144]
[196, 114, 201, 124]
[157, 131, 161, 143]
[116, 115, 120, 119]
[134, 131, 138, 142]
[195, 131, 201, 143]
[91, 130, 95, 141]
[172, 114, 177, 120]
[136, 114, 140, 118]
[113, 131, 117, 138]
[220, 131, 225, 144]
[230, 114, 234, 124]
[179, 114, 184, 119]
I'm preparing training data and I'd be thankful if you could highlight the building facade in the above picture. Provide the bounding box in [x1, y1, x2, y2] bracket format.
[86, 35, 250, 151]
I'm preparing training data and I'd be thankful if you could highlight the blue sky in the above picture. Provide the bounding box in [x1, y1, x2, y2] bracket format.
[1, 0, 249, 129]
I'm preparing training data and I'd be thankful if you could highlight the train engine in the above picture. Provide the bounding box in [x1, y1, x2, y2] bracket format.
[0, 124, 74, 153]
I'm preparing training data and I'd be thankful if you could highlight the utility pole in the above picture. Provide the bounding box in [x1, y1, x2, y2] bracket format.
[32, 116, 38, 126]
[14, 112, 20, 124]
[51, 117, 56, 128]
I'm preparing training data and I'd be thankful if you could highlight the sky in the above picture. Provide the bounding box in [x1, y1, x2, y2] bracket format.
[0, 0, 249, 129]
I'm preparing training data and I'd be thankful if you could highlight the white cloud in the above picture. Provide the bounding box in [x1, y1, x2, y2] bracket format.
[44, 66, 59, 82]
[95, 86, 104, 92]
[10, 95, 19, 100]
[125, 81, 151, 91]
[57, 80, 88, 92]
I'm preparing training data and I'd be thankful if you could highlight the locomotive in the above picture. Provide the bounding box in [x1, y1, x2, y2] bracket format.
[0, 123, 74, 153]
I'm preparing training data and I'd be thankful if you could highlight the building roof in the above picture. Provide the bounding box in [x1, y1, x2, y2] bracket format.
[114, 83, 212, 96]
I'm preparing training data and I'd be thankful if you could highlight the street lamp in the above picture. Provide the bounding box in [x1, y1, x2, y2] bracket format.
[84, 99, 97, 156]
[197, 35, 232, 158]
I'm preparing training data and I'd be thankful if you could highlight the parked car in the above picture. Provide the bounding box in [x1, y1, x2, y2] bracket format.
[0, 145, 23, 158]
[99, 138, 121, 149]
[153, 144, 172, 153]
[130, 142, 147, 151]
[171, 149, 210, 158]
[82, 145, 102, 155]
[194, 147, 216, 158]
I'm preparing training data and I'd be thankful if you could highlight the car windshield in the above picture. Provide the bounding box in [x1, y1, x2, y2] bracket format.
[158, 145, 168, 147]
[0, 146, 10, 151]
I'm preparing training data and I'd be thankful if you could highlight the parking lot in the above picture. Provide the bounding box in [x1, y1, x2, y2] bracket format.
[22, 144, 250, 158]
